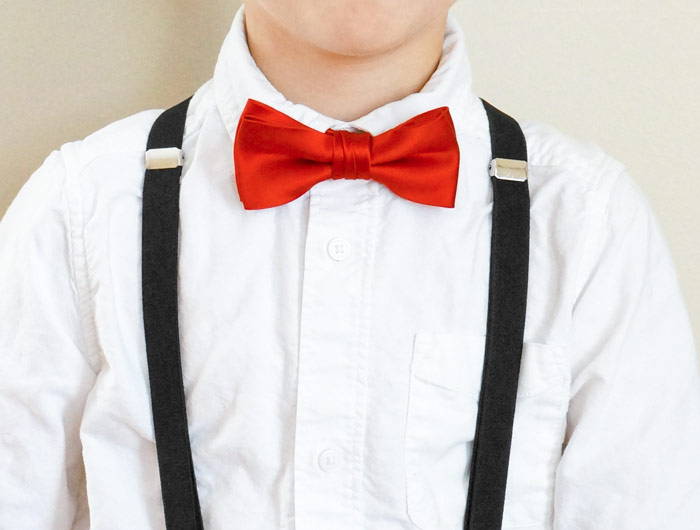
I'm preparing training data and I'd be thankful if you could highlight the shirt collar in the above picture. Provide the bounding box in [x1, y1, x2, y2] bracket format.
[213, 4, 475, 139]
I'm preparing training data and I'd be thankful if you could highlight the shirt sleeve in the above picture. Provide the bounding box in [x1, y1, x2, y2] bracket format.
[553, 167, 700, 528]
[0, 149, 98, 529]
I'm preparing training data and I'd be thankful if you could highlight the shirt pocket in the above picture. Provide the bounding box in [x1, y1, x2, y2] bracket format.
[404, 331, 569, 530]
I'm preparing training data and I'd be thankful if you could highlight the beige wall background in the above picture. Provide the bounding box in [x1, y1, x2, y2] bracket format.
[1, 0, 698, 341]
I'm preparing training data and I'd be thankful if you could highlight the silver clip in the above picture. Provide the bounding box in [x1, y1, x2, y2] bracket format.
[489, 158, 528, 182]
[145, 147, 184, 170]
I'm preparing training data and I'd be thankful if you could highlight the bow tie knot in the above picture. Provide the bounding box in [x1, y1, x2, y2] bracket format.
[233, 99, 460, 210]
[329, 129, 372, 180]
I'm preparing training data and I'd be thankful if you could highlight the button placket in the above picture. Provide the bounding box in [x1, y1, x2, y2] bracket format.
[294, 179, 374, 528]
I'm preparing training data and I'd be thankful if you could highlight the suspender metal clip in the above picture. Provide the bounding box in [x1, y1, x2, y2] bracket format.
[145, 147, 184, 170]
[489, 157, 528, 182]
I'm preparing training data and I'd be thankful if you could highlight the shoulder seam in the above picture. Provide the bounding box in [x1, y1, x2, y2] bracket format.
[62, 145, 103, 374]
[567, 164, 628, 324]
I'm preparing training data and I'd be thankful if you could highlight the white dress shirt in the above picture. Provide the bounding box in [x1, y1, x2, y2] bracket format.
[2, 5, 699, 530]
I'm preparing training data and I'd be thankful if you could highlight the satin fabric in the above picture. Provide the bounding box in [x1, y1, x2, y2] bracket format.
[233, 99, 460, 209]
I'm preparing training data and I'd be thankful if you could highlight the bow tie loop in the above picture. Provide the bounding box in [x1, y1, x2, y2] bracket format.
[328, 129, 372, 181]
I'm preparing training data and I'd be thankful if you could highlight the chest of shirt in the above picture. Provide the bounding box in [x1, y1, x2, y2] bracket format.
[79, 112, 585, 381]
[65, 99, 594, 528]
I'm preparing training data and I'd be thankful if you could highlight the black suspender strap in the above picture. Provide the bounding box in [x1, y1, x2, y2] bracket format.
[463, 99, 530, 530]
[142, 96, 204, 530]
[141, 96, 529, 530]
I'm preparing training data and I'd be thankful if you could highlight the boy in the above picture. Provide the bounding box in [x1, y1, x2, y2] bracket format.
[1, 1, 699, 529]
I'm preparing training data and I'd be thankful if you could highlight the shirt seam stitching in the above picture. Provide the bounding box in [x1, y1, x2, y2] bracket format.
[563, 164, 627, 396]
[64, 151, 103, 375]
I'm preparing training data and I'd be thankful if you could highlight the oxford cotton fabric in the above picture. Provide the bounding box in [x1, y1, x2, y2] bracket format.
[2, 5, 700, 530]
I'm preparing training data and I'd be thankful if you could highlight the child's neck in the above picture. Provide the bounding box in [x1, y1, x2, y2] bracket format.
[243, 5, 447, 122]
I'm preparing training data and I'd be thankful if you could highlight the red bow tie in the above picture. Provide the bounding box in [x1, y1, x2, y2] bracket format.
[233, 99, 460, 210]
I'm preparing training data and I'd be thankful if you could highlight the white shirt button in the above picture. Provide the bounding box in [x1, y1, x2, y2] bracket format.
[318, 448, 342, 472]
[326, 237, 351, 261]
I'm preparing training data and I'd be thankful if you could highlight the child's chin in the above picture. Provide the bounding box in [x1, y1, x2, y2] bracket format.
[302, 14, 444, 58]
[256, 0, 451, 58]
